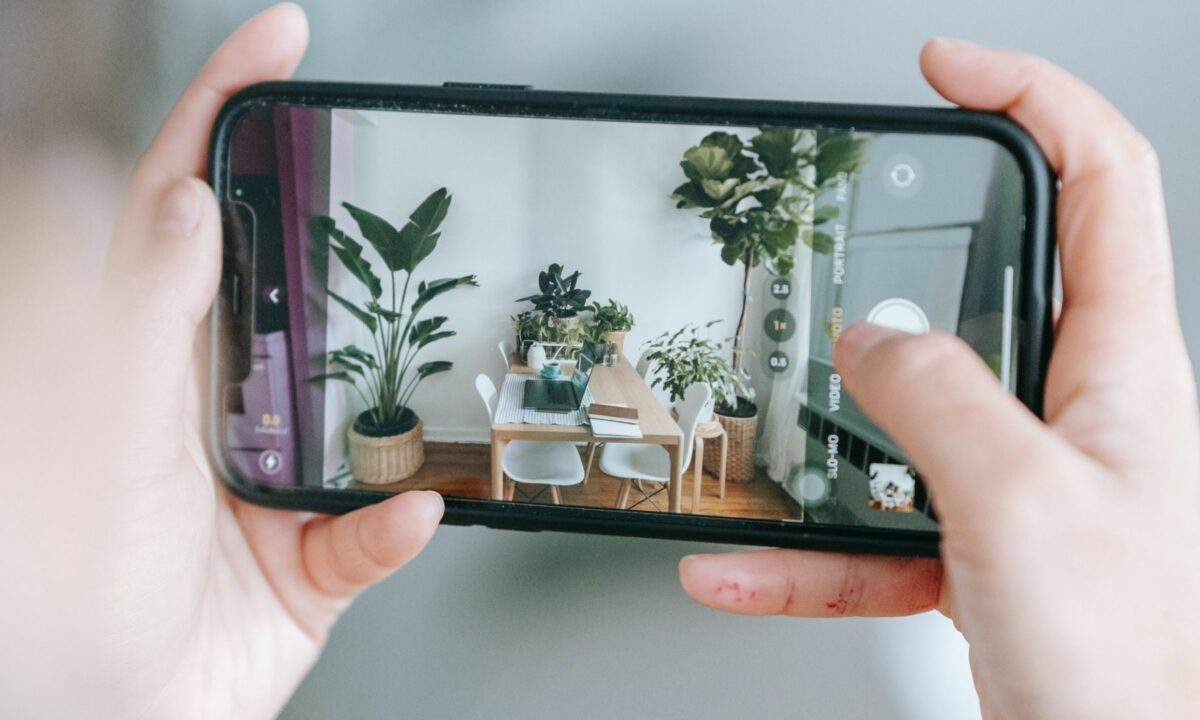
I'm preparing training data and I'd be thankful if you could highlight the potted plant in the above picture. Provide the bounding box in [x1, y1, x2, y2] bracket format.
[517, 262, 591, 330]
[584, 299, 635, 355]
[642, 321, 750, 423]
[671, 128, 869, 481]
[511, 310, 545, 363]
[310, 187, 478, 484]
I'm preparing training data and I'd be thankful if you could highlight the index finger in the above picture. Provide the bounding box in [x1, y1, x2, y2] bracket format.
[919, 40, 1190, 456]
[919, 39, 1176, 333]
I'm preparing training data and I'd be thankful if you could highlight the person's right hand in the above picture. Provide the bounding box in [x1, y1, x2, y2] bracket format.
[680, 39, 1200, 719]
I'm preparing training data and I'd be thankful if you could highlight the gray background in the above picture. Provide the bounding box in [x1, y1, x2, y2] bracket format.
[5, 1, 1197, 718]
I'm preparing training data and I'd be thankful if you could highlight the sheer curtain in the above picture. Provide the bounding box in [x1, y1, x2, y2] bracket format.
[758, 149, 815, 483]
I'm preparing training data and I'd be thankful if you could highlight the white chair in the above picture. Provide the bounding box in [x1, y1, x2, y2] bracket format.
[497, 340, 513, 372]
[474, 374, 584, 504]
[602, 382, 714, 513]
[633, 348, 654, 379]
[583, 347, 658, 484]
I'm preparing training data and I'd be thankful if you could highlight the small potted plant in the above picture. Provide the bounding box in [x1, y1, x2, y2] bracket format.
[585, 299, 635, 355]
[310, 187, 478, 484]
[511, 310, 545, 363]
[517, 262, 591, 331]
[642, 321, 751, 424]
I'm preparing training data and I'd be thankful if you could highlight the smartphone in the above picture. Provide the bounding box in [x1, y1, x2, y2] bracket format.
[208, 82, 1054, 557]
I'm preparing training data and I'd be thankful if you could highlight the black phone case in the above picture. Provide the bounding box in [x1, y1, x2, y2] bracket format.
[208, 81, 1056, 558]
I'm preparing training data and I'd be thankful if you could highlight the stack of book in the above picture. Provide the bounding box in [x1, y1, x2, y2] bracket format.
[586, 403, 642, 439]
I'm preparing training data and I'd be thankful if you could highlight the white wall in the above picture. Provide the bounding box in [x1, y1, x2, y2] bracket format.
[324, 111, 765, 455]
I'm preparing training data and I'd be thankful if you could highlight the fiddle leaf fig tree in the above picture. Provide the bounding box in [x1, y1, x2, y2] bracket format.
[310, 187, 478, 435]
[672, 128, 870, 384]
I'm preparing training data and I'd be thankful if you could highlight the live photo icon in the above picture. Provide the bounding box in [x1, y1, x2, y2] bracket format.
[868, 463, 916, 513]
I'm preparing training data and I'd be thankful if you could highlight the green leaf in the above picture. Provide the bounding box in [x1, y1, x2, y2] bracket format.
[416, 360, 453, 379]
[807, 230, 835, 255]
[335, 345, 377, 368]
[813, 205, 840, 225]
[671, 181, 717, 209]
[408, 315, 450, 347]
[417, 330, 455, 349]
[815, 131, 872, 186]
[715, 179, 761, 210]
[750, 128, 802, 178]
[701, 177, 740, 201]
[327, 289, 378, 334]
[709, 216, 743, 242]
[365, 301, 404, 323]
[411, 274, 478, 316]
[309, 371, 354, 384]
[311, 216, 383, 300]
[699, 132, 746, 164]
[395, 188, 452, 272]
[329, 356, 366, 376]
[342, 188, 451, 275]
[340, 203, 404, 274]
[760, 220, 799, 256]
[752, 183, 786, 209]
[719, 239, 744, 266]
[683, 145, 734, 181]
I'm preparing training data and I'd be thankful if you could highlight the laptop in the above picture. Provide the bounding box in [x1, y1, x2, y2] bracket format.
[522, 353, 594, 412]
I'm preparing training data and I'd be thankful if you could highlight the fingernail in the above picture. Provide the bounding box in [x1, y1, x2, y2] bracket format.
[422, 490, 445, 511]
[928, 37, 980, 49]
[834, 323, 900, 370]
[156, 178, 203, 238]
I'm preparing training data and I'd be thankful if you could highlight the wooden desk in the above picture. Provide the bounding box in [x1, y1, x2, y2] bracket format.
[491, 356, 686, 512]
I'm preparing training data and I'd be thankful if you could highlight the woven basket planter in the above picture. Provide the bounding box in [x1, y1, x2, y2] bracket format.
[349, 416, 424, 484]
[707, 410, 757, 483]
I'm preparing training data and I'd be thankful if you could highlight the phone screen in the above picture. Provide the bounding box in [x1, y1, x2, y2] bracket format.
[219, 100, 1026, 534]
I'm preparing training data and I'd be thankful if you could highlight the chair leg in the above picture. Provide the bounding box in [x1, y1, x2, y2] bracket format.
[693, 436, 704, 514]
[615, 479, 632, 509]
[583, 442, 599, 484]
[505, 477, 516, 501]
[719, 431, 728, 500]
[549, 485, 562, 505]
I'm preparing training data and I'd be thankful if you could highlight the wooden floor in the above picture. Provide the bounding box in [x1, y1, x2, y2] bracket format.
[348, 442, 804, 520]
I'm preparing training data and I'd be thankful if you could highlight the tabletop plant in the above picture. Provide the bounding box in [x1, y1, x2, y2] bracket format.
[517, 262, 592, 322]
[642, 321, 751, 411]
[586, 299, 634, 335]
[310, 187, 477, 436]
[671, 128, 870, 408]
[581, 298, 636, 357]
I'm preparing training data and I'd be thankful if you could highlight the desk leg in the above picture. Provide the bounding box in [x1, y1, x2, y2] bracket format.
[692, 437, 704, 514]
[491, 432, 507, 501]
[667, 442, 683, 513]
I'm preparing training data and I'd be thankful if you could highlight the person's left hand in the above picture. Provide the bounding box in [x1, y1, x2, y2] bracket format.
[97, 6, 442, 717]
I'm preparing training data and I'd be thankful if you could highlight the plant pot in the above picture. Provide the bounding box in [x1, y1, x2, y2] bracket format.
[602, 330, 627, 356]
[709, 400, 758, 483]
[550, 314, 580, 331]
[348, 412, 424, 484]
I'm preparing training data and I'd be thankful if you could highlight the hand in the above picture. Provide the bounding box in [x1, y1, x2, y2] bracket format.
[93, 6, 442, 718]
[679, 39, 1200, 719]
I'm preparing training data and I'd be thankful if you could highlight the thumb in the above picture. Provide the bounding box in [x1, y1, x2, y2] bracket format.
[104, 177, 221, 466]
[833, 323, 1067, 527]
